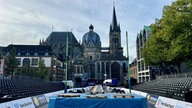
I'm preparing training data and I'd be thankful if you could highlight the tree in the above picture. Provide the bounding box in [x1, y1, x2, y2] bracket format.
[5, 48, 17, 77]
[162, 0, 192, 72]
[142, 19, 168, 66]
[38, 58, 49, 80]
[142, 0, 192, 73]
[142, 19, 171, 75]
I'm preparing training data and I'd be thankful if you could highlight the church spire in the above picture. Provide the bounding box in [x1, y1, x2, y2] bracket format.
[109, 3, 122, 55]
[112, 6, 118, 31]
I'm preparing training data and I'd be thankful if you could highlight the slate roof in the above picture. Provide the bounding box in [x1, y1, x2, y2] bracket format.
[2, 44, 53, 56]
[45, 32, 79, 44]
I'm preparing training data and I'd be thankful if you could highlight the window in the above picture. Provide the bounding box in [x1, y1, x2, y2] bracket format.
[53, 60, 56, 66]
[32, 58, 38, 65]
[45, 52, 49, 56]
[34, 52, 38, 56]
[23, 58, 30, 67]
[138, 61, 141, 71]
[90, 56, 92, 60]
[16, 58, 21, 65]
[17, 52, 21, 56]
[26, 52, 30, 56]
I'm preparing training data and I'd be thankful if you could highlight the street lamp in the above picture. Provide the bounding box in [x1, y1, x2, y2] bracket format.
[126, 31, 131, 93]
[104, 73, 107, 93]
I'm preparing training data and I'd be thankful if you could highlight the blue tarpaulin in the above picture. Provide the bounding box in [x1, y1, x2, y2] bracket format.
[48, 93, 148, 108]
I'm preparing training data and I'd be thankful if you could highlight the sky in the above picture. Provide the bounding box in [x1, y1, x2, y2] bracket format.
[0, 0, 175, 62]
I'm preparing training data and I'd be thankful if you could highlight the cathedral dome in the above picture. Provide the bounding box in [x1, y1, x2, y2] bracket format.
[82, 25, 100, 47]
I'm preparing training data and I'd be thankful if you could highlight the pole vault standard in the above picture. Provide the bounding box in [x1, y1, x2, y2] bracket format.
[126, 31, 131, 93]
[65, 32, 68, 93]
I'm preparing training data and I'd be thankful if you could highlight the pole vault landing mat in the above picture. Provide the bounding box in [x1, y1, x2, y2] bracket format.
[48, 93, 148, 108]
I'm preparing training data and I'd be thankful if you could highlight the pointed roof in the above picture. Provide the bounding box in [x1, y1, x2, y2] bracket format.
[110, 6, 120, 32]
[112, 6, 118, 31]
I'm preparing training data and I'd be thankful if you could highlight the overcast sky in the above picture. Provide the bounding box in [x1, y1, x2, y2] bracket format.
[0, 0, 175, 62]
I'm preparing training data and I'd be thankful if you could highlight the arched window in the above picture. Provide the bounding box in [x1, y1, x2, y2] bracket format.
[23, 58, 30, 67]
[111, 62, 120, 80]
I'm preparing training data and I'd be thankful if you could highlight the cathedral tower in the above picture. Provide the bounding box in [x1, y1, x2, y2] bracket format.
[109, 6, 123, 56]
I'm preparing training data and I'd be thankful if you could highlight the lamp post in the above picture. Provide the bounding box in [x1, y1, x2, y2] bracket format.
[104, 73, 107, 92]
[126, 31, 131, 93]
[64, 32, 68, 93]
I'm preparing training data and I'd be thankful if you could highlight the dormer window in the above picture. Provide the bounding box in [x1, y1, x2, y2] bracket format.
[17, 52, 21, 56]
[34, 52, 38, 56]
[26, 52, 30, 56]
[45, 52, 49, 56]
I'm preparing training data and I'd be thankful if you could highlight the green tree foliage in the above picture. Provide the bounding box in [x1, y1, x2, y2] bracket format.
[6, 48, 18, 76]
[142, 0, 192, 72]
[142, 19, 169, 66]
[38, 58, 49, 80]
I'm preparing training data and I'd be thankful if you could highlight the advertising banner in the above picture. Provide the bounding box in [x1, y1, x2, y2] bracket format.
[31, 95, 47, 107]
[130, 90, 138, 94]
[0, 101, 14, 108]
[54, 90, 63, 95]
[146, 94, 159, 107]
[131, 90, 148, 97]
[155, 96, 178, 108]
[44, 92, 56, 102]
[176, 100, 192, 108]
[11, 97, 35, 108]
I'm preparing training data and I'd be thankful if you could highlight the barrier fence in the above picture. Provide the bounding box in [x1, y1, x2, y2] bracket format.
[0, 87, 192, 108]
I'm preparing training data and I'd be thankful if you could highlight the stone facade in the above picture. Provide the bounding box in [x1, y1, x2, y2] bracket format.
[41, 6, 127, 84]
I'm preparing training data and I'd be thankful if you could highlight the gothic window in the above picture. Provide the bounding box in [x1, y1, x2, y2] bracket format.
[111, 62, 120, 80]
